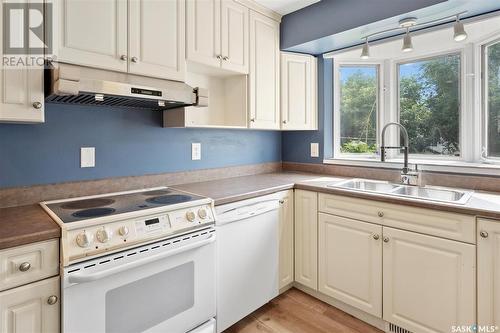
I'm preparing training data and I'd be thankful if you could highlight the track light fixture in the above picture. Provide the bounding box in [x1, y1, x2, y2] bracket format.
[359, 12, 467, 59]
[402, 28, 413, 52]
[360, 38, 370, 59]
[453, 15, 468, 42]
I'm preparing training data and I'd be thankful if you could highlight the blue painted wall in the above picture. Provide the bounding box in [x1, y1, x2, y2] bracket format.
[280, 0, 446, 50]
[0, 104, 281, 188]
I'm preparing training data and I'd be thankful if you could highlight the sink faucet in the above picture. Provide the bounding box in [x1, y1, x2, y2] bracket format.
[380, 122, 419, 185]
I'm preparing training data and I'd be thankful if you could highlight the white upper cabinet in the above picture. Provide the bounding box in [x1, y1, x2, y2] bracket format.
[0, 2, 44, 123]
[281, 52, 317, 130]
[53, 0, 128, 72]
[54, 0, 185, 80]
[187, 0, 248, 74]
[318, 213, 382, 317]
[477, 219, 500, 328]
[221, 1, 249, 73]
[383, 227, 475, 333]
[129, 0, 185, 80]
[186, 0, 221, 69]
[248, 10, 280, 130]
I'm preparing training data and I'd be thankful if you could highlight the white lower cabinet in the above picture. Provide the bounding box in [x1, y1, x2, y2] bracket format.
[278, 190, 294, 290]
[294, 190, 318, 290]
[318, 213, 382, 317]
[0, 276, 60, 333]
[382, 227, 476, 333]
[477, 218, 500, 328]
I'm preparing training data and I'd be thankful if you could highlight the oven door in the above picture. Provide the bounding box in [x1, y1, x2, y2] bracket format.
[62, 229, 216, 333]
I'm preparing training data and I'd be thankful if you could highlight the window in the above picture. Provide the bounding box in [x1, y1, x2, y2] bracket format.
[398, 54, 461, 157]
[484, 40, 500, 159]
[337, 65, 379, 155]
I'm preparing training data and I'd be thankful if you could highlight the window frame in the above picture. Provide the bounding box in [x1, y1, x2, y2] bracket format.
[481, 37, 500, 162]
[333, 60, 385, 159]
[394, 50, 465, 161]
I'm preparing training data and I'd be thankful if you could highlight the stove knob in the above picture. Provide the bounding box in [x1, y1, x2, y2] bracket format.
[118, 226, 129, 236]
[198, 208, 208, 219]
[76, 231, 94, 248]
[186, 211, 196, 222]
[96, 227, 113, 243]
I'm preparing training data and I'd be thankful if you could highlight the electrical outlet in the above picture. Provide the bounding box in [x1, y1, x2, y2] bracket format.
[310, 143, 319, 158]
[81, 147, 95, 168]
[192, 143, 201, 160]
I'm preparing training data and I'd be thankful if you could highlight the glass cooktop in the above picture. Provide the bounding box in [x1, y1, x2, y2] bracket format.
[45, 187, 205, 223]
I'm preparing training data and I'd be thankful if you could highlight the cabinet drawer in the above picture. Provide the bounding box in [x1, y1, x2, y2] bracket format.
[0, 240, 59, 291]
[318, 194, 475, 243]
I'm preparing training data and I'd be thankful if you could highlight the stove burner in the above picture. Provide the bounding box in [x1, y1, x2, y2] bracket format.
[142, 189, 172, 196]
[146, 194, 192, 205]
[61, 198, 115, 210]
[72, 207, 116, 218]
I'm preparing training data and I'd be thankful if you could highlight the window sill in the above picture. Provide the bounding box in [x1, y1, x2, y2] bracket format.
[323, 157, 500, 177]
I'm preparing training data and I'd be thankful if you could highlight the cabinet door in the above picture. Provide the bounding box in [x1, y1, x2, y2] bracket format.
[129, 0, 185, 80]
[248, 10, 280, 130]
[220, 0, 249, 74]
[278, 190, 294, 290]
[281, 52, 317, 130]
[0, 277, 60, 333]
[383, 227, 475, 333]
[186, 0, 221, 69]
[318, 213, 382, 317]
[53, 0, 128, 72]
[478, 219, 500, 328]
[0, 2, 44, 123]
[294, 190, 317, 290]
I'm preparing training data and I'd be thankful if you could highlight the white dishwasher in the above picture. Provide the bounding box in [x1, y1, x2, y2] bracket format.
[215, 193, 280, 333]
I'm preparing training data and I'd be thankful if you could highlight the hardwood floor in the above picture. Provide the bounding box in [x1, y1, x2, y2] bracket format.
[224, 288, 383, 333]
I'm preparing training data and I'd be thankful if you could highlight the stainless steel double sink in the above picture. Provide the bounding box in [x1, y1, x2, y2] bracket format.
[328, 179, 473, 205]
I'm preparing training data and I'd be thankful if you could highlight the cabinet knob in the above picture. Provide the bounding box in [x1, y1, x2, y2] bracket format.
[131, 56, 138, 63]
[19, 262, 31, 272]
[383, 237, 390, 243]
[480, 230, 489, 238]
[377, 211, 384, 217]
[372, 234, 380, 240]
[222, 56, 229, 61]
[120, 54, 127, 61]
[282, 120, 287, 124]
[32, 102, 42, 109]
[216, 55, 222, 60]
[250, 118, 255, 122]
[279, 200, 284, 204]
[47, 295, 58, 305]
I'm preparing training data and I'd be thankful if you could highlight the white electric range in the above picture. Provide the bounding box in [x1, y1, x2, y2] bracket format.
[41, 187, 216, 333]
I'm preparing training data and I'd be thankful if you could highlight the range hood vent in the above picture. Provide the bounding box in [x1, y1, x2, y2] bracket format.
[45, 92, 187, 110]
[46, 63, 198, 111]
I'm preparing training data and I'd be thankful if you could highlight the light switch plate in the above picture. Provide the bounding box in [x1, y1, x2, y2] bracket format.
[81, 147, 95, 168]
[192, 143, 201, 160]
[310, 143, 319, 158]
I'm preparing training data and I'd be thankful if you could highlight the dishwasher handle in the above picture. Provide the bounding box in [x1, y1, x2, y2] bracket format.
[216, 199, 280, 225]
[67, 234, 216, 285]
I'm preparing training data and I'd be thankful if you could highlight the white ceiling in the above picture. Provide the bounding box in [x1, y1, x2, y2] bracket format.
[254, 0, 320, 15]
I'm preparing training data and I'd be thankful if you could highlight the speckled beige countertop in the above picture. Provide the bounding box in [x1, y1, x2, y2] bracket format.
[174, 172, 500, 220]
[3, 171, 500, 250]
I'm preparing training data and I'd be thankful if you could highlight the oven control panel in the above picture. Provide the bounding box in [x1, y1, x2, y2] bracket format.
[65, 204, 215, 264]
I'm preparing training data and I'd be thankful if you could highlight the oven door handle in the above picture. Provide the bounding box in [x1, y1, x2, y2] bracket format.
[67, 234, 216, 285]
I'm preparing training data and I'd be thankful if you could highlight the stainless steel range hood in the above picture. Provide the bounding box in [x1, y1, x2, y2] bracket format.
[46, 63, 198, 110]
